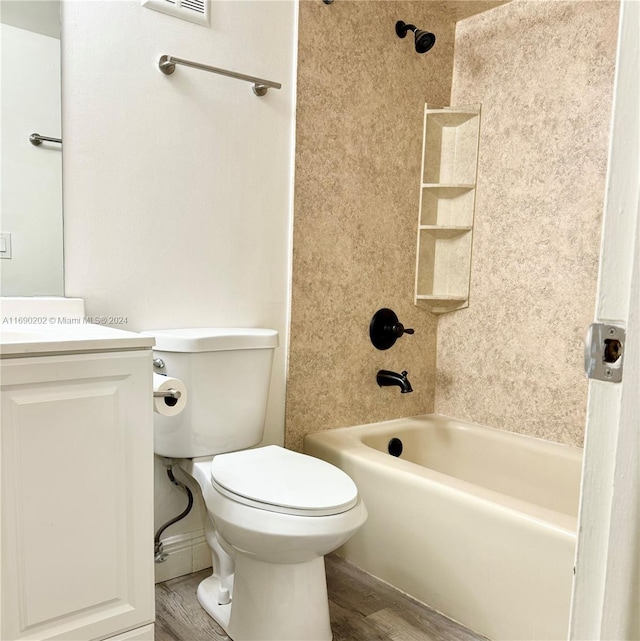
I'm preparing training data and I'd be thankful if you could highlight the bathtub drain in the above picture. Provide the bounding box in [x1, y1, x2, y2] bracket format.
[388, 438, 403, 457]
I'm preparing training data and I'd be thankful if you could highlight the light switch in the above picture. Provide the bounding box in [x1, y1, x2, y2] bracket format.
[0, 232, 12, 259]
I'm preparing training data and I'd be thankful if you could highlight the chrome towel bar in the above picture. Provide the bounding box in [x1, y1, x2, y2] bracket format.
[30, 133, 62, 146]
[158, 55, 282, 97]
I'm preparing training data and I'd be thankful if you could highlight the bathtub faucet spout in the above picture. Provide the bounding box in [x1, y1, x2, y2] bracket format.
[376, 369, 413, 393]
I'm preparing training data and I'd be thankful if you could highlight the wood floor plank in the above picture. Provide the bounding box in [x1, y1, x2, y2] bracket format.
[324, 554, 426, 619]
[327, 555, 487, 641]
[385, 599, 485, 641]
[155, 554, 488, 641]
[367, 608, 438, 641]
[328, 600, 389, 641]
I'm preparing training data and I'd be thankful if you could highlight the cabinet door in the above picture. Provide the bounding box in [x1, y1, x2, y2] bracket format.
[1, 350, 154, 641]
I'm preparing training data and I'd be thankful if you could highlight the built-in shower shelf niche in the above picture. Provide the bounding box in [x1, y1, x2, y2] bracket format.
[415, 103, 481, 313]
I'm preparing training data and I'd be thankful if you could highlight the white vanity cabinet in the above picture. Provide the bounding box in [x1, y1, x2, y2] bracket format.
[0, 347, 155, 641]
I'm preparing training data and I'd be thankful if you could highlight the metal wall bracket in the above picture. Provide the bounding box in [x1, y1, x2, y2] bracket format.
[584, 323, 625, 383]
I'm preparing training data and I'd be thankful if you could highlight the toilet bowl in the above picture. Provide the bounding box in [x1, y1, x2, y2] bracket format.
[184, 446, 367, 641]
[143, 328, 367, 641]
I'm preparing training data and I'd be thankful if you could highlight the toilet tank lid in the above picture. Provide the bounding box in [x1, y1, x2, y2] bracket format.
[141, 328, 279, 352]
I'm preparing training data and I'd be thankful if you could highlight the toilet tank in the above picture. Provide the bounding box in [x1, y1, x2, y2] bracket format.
[143, 328, 279, 458]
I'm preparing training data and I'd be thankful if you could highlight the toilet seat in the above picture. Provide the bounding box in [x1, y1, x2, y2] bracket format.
[210, 445, 359, 517]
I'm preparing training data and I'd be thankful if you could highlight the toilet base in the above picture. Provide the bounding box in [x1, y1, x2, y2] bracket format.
[197, 574, 232, 631]
[198, 555, 332, 641]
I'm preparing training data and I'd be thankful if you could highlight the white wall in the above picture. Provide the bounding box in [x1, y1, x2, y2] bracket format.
[1, 24, 63, 296]
[61, 0, 296, 577]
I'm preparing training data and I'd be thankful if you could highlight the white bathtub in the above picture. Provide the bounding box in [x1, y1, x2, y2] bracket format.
[304, 414, 582, 641]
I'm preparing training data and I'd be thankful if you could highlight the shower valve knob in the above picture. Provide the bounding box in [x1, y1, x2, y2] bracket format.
[391, 323, 414, 338]
[370, 308, 415, 350]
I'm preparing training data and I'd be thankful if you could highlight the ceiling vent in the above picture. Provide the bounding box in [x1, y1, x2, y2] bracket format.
[142, 0, 211, 27]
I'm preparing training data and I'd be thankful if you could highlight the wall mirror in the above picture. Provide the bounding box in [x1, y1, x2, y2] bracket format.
[1, 0, 63, 296]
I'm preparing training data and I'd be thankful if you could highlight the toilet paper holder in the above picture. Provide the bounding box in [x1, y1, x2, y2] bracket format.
[154, 389, 182, 399]
[152, 358, 181, 398]
[152, 359, 185, 408]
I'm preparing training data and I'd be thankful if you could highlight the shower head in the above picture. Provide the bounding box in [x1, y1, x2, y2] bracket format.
[395, 20, 436, 54]
[413, 28, 436, 54]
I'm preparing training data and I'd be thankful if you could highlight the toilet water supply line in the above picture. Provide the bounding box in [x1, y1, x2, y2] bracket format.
[154, 459, 194, 563]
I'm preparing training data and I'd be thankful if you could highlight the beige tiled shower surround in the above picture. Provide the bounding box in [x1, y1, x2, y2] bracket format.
[287, 0, 619, 452]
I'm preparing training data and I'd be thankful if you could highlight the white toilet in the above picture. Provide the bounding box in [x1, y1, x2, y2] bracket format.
[144, 328, 367, 641]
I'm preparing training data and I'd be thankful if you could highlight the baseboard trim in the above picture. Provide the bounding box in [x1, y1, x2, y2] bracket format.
[154, 529, 212, 584]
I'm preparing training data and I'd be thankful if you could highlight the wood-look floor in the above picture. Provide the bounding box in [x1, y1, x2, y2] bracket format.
[155, 554, 488, 641]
